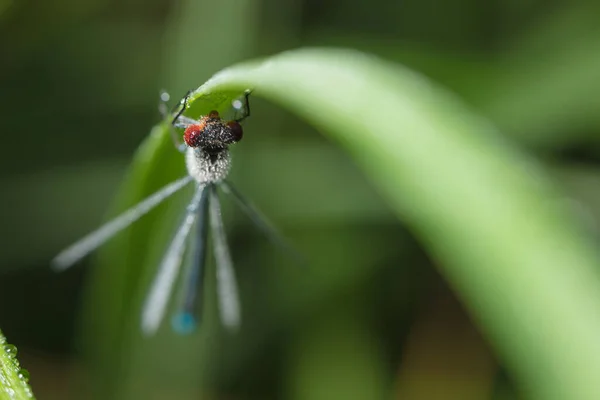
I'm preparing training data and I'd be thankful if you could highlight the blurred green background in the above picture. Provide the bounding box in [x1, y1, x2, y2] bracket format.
[1, 0, 600, 399]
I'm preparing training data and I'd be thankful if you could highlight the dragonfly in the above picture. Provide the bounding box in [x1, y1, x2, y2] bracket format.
[52, 90, 293, 335]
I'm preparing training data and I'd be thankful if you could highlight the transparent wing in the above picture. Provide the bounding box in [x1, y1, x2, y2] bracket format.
[221, 180, 304, 263]
[52, 175, 193, 271]
[141, 184, 205, 335]
[171, 185, 210, 334]
[209, 185, 241, 330]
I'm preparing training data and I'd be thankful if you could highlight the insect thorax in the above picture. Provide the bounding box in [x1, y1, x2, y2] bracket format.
[185, 147, 231, 184]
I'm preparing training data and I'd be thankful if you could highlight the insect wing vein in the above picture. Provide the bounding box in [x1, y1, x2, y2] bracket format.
[52, 175, 193, 270]
[141, 184, 204, 335]
[209, 185, 241, 330]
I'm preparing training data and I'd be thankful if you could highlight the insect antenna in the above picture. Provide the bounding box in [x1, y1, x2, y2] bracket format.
[209, 184, 241, 330]
[52, 175, 193, 271]
[141, 184, 205, 335]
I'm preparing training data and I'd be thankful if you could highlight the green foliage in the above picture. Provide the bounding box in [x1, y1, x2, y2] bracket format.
[3, 0, 600, 399]
[92, 47, 600, 399]
[0, 331, 34, 400]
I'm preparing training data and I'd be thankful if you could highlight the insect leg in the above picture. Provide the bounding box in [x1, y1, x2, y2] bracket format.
[235, 90, 252, 123]
[160, 89, 192, 153]
[172, 89, 192, 126]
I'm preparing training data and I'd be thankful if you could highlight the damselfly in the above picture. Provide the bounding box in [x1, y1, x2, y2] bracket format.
[52, 90, 292, 335]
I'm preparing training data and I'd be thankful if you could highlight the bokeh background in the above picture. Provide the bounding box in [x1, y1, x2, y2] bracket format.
[1, 0, 600, 399]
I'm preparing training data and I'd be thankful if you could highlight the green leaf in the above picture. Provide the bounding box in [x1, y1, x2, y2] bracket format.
[0, 331, 34, 400]
[92, 47, 600, 398]
[185, 48, 600, 398]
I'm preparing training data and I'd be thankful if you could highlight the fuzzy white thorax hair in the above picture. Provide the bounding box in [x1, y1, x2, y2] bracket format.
[185, 147, 231, 184]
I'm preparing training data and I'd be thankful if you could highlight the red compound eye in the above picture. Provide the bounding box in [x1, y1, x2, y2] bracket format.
[226, 121, 243, 142]
[183, 122, 205, 147]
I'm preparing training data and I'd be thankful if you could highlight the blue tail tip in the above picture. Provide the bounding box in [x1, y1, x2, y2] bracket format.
[171, 312, 198, 335]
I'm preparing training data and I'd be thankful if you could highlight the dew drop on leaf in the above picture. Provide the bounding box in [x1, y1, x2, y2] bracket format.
[3, 344, 17, 359]
[18, 369, 30, 383]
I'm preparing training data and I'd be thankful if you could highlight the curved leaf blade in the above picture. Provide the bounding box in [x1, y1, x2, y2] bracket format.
[188, 48, 600, 399]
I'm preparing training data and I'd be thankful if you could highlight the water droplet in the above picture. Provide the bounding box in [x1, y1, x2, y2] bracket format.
[18, 369, 30, 382]
[4, 344, 17, 358]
